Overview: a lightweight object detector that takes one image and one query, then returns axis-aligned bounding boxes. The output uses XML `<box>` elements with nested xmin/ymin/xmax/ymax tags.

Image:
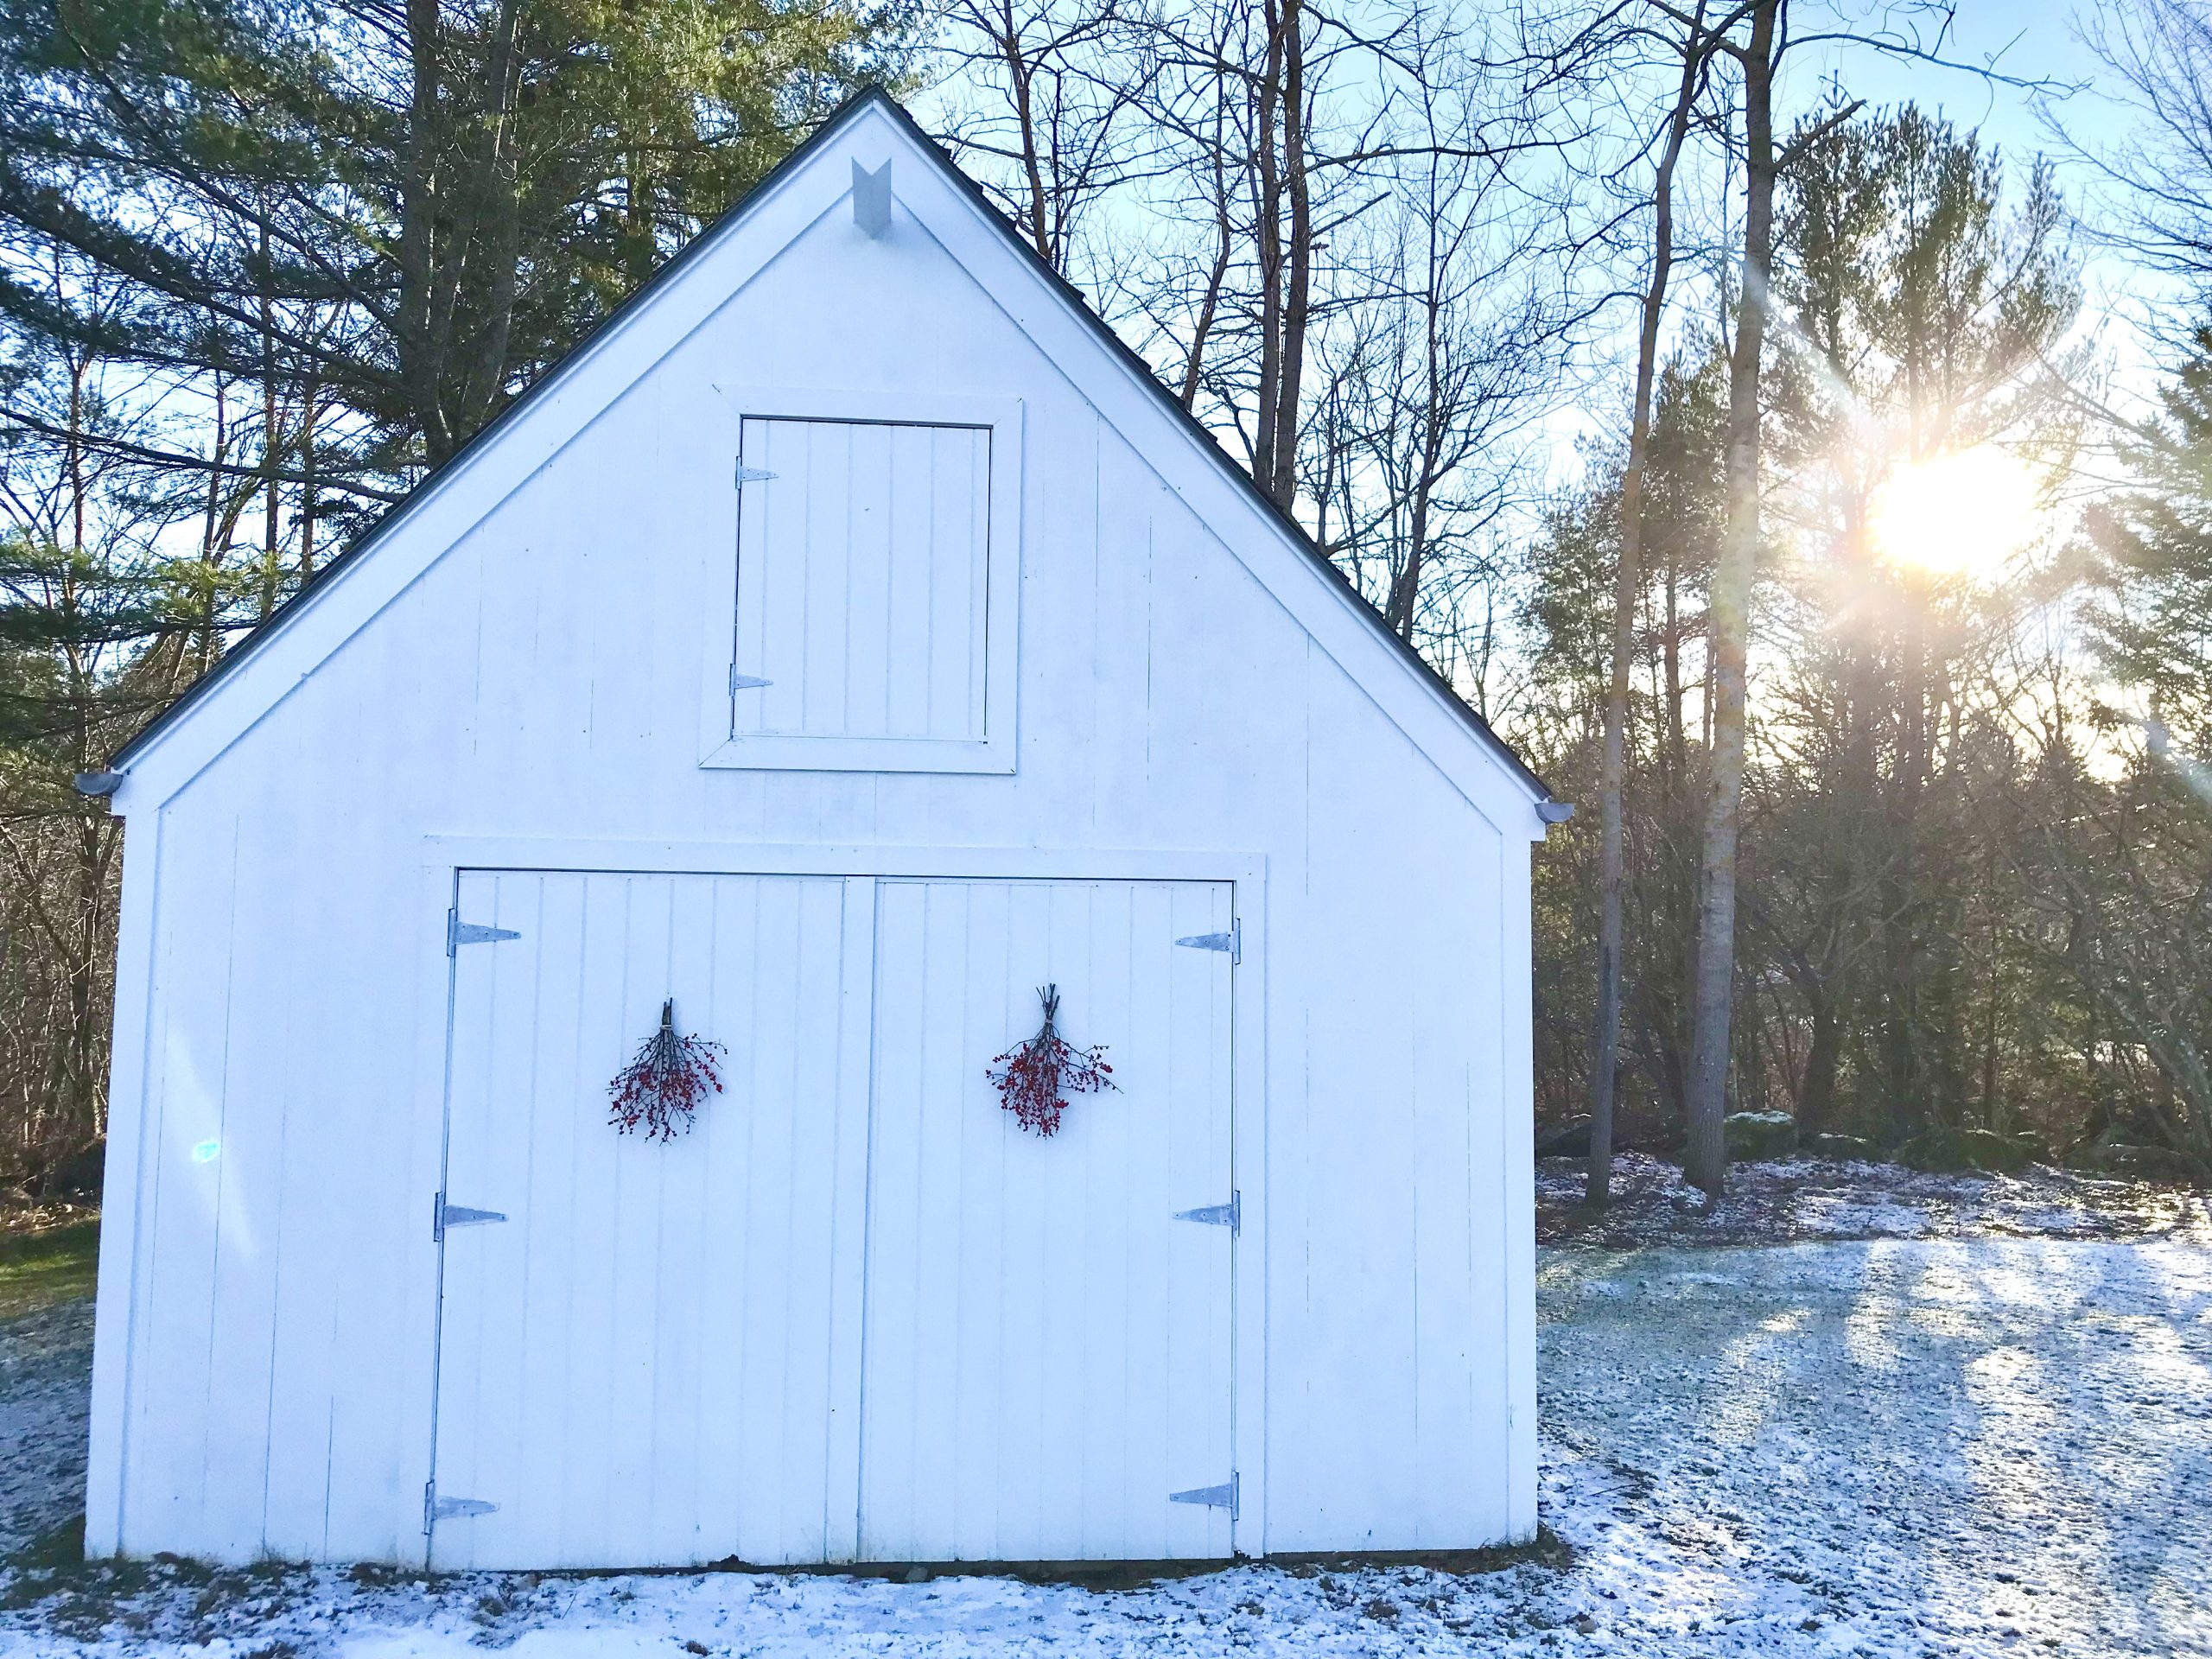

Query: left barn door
<box><xmin>429</xmin><ymin>870</ymin><xmax>872</xmax><ymax>1569</ymax></box>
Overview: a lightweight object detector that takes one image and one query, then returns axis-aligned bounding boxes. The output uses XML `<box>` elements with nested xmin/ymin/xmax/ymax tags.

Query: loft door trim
<box><xmin>697</xmin><ymin>385</ymin><xmax>1023</xmax><ymax>776</ymax></box>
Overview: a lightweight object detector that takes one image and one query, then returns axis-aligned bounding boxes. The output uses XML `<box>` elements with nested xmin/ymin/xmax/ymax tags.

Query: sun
<box><xmin>1866</xmin><ymin>446</ymin><xmax>2045</xmax><ymax>579</ymax></box>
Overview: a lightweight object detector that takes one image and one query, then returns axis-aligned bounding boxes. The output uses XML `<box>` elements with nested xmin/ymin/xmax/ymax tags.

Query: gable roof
<box><xmin>106</xmin><ymin>86</ymin><xmax>1555</xmax><ymax>810</ymax></box>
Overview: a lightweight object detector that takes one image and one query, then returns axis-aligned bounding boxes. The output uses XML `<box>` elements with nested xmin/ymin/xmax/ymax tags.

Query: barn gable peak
<box><xmin>105</xmin><ymin>88</ymin><xmax>1555</xmax><ymax>828</ymax></box>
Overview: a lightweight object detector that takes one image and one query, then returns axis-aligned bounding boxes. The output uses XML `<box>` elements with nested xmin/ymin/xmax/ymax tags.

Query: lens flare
<box><xmin>1866</xmin><ymin>447</ymin><xmax>2044</xmax><ymax>579</ymax></box>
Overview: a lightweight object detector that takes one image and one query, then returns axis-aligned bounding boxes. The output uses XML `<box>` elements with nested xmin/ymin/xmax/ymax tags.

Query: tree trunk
<box><xmin>1683</xmin><ymin>0</ymin><xmax>1778</xmax><ymax>1198</ymax></box>
<box><xmin>260</xmin><ymin>211</ymin><xmax>282</xmax><ymax>621</ymax></box>
<box><xmin>1180</xmin><ymin>105</ymin><xmax>1234</xmax><ymax>412</ymax></box>
<box><xmin>1001</xmin><ymin>0</ymin><xmax>1055</xmax><ymax>263</ymax></box>
<box><xmin>300</xmin><ymin>379</ymin><xmax>320</xmax><ymax>576</ymax></box>
<box><xmin>1800</xmin><ymin>998</ymin><xmax>1841</xmax><ymax>1134</ymax></box>
<box><xmin>398</xmin><ymin>0</ymin><xmax>449</xmax><ymax>462</ymax></box>
<box><xmin>1384</xmin><ymin>213</ymin><xmax>1449</xmax><ymax>641</ymax></box>
<box><xmin>1268</xmin><ymin>1</ymin><xmax>1310</xmax><ymax>511</ymax></box>
<box><xmin>1590</xmin><ymin>7</ymin><xmax>1707</xmax><ymax>1209</ymax></box>
<box><xmin>1249</xmin><ymin>0</ymin><xmax>1287</xmax><ymax>494</ymax></box>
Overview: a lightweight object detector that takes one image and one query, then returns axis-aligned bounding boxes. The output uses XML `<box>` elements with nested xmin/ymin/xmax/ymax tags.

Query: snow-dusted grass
<box><xmin>3</xmin><ymin>1224</ymin><xmax>2209</xmax><ymax>1654</ymax></box>
<box><xmin>1540</xmin><ymin>1152</ymin><xmax>2212</xmax><ymax>1249</ymax></box>
<box><xmin>1540</xmin><ymin>1238</ymin><xmax>2212</xmax><ymax>1656</ymax></box>
<box><xmin>0</xmin><ymin>1224</ymin><xmax>99</xmax><ymax>1325</ymax></box>
<box><xmin>0</xmin><ymin>1298</ymin><xmax>88</xmax><ymax>1568</ymax></box>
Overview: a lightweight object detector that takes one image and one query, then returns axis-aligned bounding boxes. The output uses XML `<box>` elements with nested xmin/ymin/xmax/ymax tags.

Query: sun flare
<box><xmin>1866</xmin><ymin>447</ymin><xmax>2045</xmax><ymax>579</ymax></box>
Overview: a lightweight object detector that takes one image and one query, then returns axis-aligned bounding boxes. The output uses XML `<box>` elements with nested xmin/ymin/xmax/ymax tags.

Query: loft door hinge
<box><xmin>728</xmin><ymin>666</ymin><xmax>772</xmax><ymax>693</ymax></box>
<box><xmin>1173</xmin><ymin>1190</ymin><xmax>1240</xmax><ymax>1234</ymax></box>
<box><xmin>1174</xmin><ymin>918</ymin><xmax>1240</xmax><ymax>964</ymax></box>
<box><xmin>433</xmin><ymin>1193</ymin><xmax>508</xmax><ymax>1242</ymax></box>
<box><xmin>423</xmin><ymin>1479</ymin><xmax>499</xmax><ymax>1531</ymax></box>
<box><xmin>1169</xmin><ymin>1472</ymin><xmax>1238</xmax><ymax>1519</ymax></box>
<box><xmin>447</xmin><ymin>907</ymin><xmax>521</xmax><ymax>955</ymax></box>
<box><xmin>734</xmin><ymin>462</ymin><xmax>778</xmax><ymax>486</ymax></box>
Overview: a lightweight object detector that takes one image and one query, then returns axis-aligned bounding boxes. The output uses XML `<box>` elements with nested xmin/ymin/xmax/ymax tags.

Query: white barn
<box><xmin>82</xmin><ymin>90</ymin><xmax>1566</xmax><ymax>1571</ymax></box>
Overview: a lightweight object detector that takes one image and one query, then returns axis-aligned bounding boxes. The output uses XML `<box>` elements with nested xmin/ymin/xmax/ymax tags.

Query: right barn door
<box><xmin>860</xmin><ymin>878</ymin><xmax>1237</xmax><ymax>1561</ymax></box>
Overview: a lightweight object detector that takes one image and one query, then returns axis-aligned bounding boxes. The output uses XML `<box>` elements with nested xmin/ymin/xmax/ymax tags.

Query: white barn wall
<box><xmin>89</xmin><ymin>105</ymin><xmax>1541</xmax><ymax>1564</ymax></box>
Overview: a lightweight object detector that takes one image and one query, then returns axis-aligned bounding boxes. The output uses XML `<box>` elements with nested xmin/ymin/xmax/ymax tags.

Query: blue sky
<box><xmin>1796</xmin><ymin>1</ymin><xmax>2103</xmax><ymax>152</ymax></box>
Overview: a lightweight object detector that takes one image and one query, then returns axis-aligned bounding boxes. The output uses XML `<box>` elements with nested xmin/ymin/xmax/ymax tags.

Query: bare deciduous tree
<box><xmin>1683</xmin><ymin>0</ymin><xmax>1780</xmax><ymax>1198</ymax></box>
<box><xmin>1588</xmin><ymin>1</ymin><xmax>1721</xmax><ymax>1208</ymax></box>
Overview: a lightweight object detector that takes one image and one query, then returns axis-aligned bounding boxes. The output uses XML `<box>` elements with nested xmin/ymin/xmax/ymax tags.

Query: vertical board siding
<box><xmin>733</xmin><ymin>420</ymin><xmax>989</xmax><ymax>744</ymax></box>
<box><xmin>122</xmin><ymin>820</ymin><xmax>237</xmax><ymax>1551</ymax></box>
<box><xmin>102</xmin><ymin>181</ymin><xmax>1531</xmax><ymax>1566</ymax></box>
<box><xmin>431</xmin><ymin>871</ymin><xmax>1233</xmax><ymax>1568</ymax></box>
<box><xmin>859</xmin><ymin>879</ymin><xmax>1234</xmax><ymax>1563</ymax></box>
<box><xmin>1262</xmin><ymin>641</ymin><xmax>1512</xmax><ymax>1553</ymax></box>
<box><xmin>429</xmin><ymin>870</ymin><xmax>864</xmax><ymax>1570</ymax></box>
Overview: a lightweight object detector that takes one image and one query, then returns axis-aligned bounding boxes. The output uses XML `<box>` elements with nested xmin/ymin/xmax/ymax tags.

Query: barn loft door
<box><xmin>731</xmin><ymin>417</ymin><xmax>991</xmax><ymax>747</ymax></box>
<box><xmin>428</xmin><ymin>870</ymin><xmax>872</xmax><ymax>1571</ymax></box>
<box><xmin>859</xmin><ymin>878</ymin><xmax>1237</xmax><ymax>1563</ymax></box>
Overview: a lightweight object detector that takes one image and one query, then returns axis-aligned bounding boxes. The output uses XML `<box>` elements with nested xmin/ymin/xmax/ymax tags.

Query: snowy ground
<box><xmin>1</xmin><ymin>1224</ymin><xmax>2208</xmax><ymax>1653</ymax></box>
<box><xmin>0</xmin><ymin>1300</ymin><xmax>89</xmax><ymax>1567</ymax></box>
<box><xmin>1538</xmin><ymin>1151</ymin><xmax>2212</xmax><ymax>1249</ymax></box>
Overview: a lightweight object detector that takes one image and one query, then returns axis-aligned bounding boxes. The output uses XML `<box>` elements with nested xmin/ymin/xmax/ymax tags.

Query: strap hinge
<box><xmin>1173</xmin><ymin>919</ymin><xmax>1240</xmax><ymax>964</ymax></box>
<box><xmin>1169</xmin><ymin>1472</ymin><xmax>1238</xmax><ymax>1518</ymax></box>
<box><xmin>1173</xmin><ymin>1191</ymin><xmax>1240</xmax><ymax>1234</ymax></box>
<box><xmin>447</xmin><ymin>908</ymin><xmax>521</xmax><ymax>955</ymax></box>
<box><xmin>424</xmin><ymin>1480</ymin><xmax>498</xmax><ymax>1531</ymax></box>
<box><xmin>433</xmin><ymin>1194</ymin><xmax>508</xmax><ymax>1242</ymax></box>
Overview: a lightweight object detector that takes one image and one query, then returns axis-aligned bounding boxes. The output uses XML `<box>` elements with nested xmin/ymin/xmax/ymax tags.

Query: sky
<box><xmin>1799</xmin><ymin>1</ymin><xmax>2105</xmax><ymax>149</ymax></box>
<box><xmin>1524</xmin><ymin>0</ymin><xmax>2177</xmax><ymax>493</ymax></box>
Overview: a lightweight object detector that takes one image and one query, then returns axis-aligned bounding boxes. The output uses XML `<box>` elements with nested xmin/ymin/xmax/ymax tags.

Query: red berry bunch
<box><xmin>608</xmin><ymin>999</ymin><xmax>726</xmax><ymax>1141</ymax></box>
<box><xmin>987</xmin><ymin>983</ymin><xmax>1116</xmax><ymax>1136</ymax></box>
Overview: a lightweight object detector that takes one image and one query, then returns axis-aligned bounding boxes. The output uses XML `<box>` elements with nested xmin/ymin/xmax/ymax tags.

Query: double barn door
<box><xmin>428</xmin><ymin>869</ymin><xmax>1236</xmax><ymax>1569</ymax></box>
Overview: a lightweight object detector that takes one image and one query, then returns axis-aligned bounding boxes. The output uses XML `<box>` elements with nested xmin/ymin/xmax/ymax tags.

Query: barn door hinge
<box><xmin>432</xmin><ymin>1193</ymin><xmax>508</xmax><ymax>1242</ymax></box>
<box><xmin>1173</xmin><ymin>1190</ymin><xmax>1240</xmax><ymax>1234</ymax></box>
<box><xmin>446</xmin><ymin>907</ymin><xmax>521</xmax><ymax>955</ymax></box>
<box><xmin>1169</xmin><ymin>1472</ymin><xmax>1238</xmax><ymax>1519</ymax></box>
<box><xmin>734</xmin><ymin>463</ymin><xmax>779</xmax><ymax>486</ymax></box>
<box><xmin>728</xmin><ymin>666</ymin><xmax>772</xmax><ymax>692</ymax></box>
<box><xmin>423</xmin><ymin>1479</ymin><xmax>499</xmax><ymax>1531</ymax></box>
<box><xmin>1174</xmin><ymin>919</ymin><xmax>1240</xmax><ymax>964</ymax></box>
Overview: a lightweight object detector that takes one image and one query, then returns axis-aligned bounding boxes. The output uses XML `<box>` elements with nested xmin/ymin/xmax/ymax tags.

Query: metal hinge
<box><xmin>447</xmin><ymin>908</ymin><xmax>521</xmax><ymax>955</ymax></box>
<box><xmin>1174</xmin><ymin>919</ymin><xmax>1240</xmax><ymax>964</ymax></box>
<box><xmin>423</xmin><ymin>1480</ymin><xmax>498</xmax><ymax>1531</ymax></box>
<box><xmin>734</xmin><ymin>463</ymin><xmax>779</xmax><ymax>486</ymax></box>
<box><xmin>433</xmin><ymin>1194</ymin><xmax>508</xmax><ymax>1242</ymax></box>
<box><xmin>1170</xmin><ymin>1472</ymin><xmax>1238</xmax><ymax>1519</ymax></box>
<box><xmin>1173</xmin><ymin>1191</ymin><xmax>1240</xmax><ymax>1234</ymax></box>
<box><xmin>728</xmin><ymin>666</ymin><xmax>772</xmax><ymax>693</ymax></box>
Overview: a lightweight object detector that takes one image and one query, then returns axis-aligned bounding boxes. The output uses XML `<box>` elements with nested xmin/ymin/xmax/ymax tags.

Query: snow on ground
<box><xmin>1539</xmin><ymin>1151</ymin><xmax>2212</xmax><ymax>1249</ymax></box>
<box><xmin>1540</xmin><ymin>1238</ymin><xmax>2212</xmax><ymax>1656</ymax></box>
<box><xmin>2</xmin><ymin>1229</ymin><xmax>2209</xmax><ymax>1655</ymax></box>
<box><xmin>0</xmin><ymin>1300</ymin><xmax>90</xmax><ymax>1562</ymax></box>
